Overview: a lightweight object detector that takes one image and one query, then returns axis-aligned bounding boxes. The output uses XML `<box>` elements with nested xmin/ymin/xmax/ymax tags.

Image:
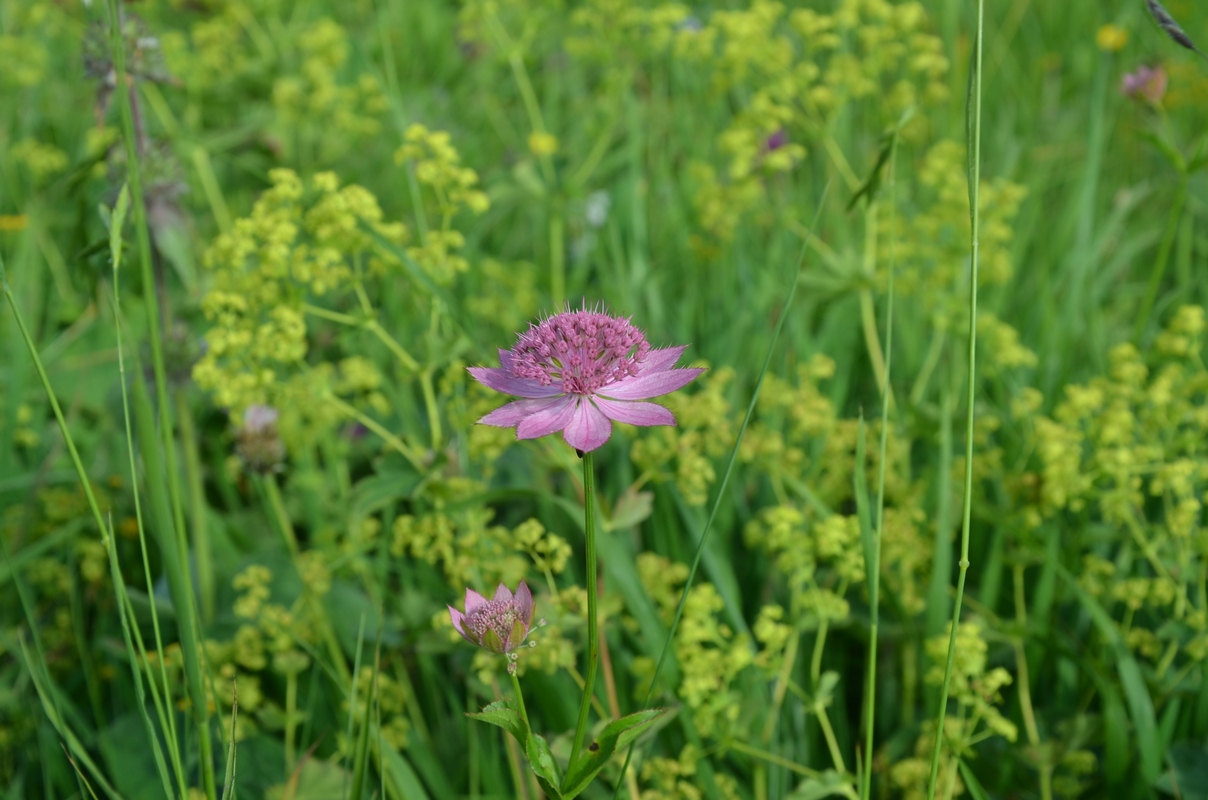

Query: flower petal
<box><xmin>467</xmin><ymin>366</ymin><xmax>561</xmax><ymax>399</ymax></box>
<box><xmin>480</xmin><ymin>397</ymin><xmax>561</xmax><ymax>428</ymax></box>
<box><xmin>448</xmin><ymin>606</ymin><xmax>474</xmax><ymax>644</ymax></box>
<box><xmin>465</xmin><ymin>588</ymin><xmax>488</xmax><ymax>614</ymax></box>
<box><xmin>598</xmin><ymin>368</ymin><xmax>704</xmax><ymax>401</ymax></box>
<box><xmin>514</xmin><ymin>580</ymin><xmax>533</xmax><ymax>627</ymax></box>
<box><xmin>563</xmin><ymin>398</ymin><xmax>612</xmax><ymax>451</ymax></box>
<box><xmin>593</xmin><ymin>397</ymin><xmax>676</xmax><ymax>427</ymax></box>
<box><xmin>492</xmin><ymin>582</ymin><xmax>513</xmax><ymax>604</ymax></box>
<box><xmin>638</xmin><ymin>345</ymin><xmax>687</xmax><ymax>374</ymax></box>
<box><xmin>516</xmin><ymin>395</ymin><xmax>577</xmax><ymax>439</ymax></box>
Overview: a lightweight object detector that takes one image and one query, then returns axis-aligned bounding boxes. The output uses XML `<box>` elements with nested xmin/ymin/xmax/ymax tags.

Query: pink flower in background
<box><xmin>1121</xmin><ymin>64</ymin><xmax>1168</xmax><ymax>104</ymax></box>
<box><xmin>469</xmin><ymin>305</ymin><xmax>704</xmax><ymax>452</ymax></box>
<box><xmin>449</xmin><ymin>582</ymin><xmax>535</xmax><ymax>659</ymax></box>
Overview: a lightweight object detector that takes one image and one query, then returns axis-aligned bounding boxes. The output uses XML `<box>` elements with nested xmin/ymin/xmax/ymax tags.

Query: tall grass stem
<box><xmin>926</xmin><ymin>0</ymin><xmax>984</xmax><ymax>795</ymax></box>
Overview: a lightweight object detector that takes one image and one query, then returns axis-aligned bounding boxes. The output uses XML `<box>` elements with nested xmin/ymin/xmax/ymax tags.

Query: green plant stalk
<box><xmin>510</xmin><ymin>671</ymin><xmax>530</xmax><ymax>729</ymax></box>
<box><xmin>926</xmin><ymin>0</ymin><xmax>984</xmax><ymax>796</ymax></box>
<box><xmin>613</xmin><ymin>187</ymin><xmax>831</xmax><ymax>798</ymax></box>
<box><xmin>110</xmin><ymin>278</ymin><xmax>188</xmax><ymax>793</ymax></box>
<box><xmin>104</xmin><ymin>523</ymin><xmax>177</xmax><ymax>798</ymax></box>
<box><xmin>178</xmin><ymin>390</ymin><xmax>215</xmax><ymax>623</ymax></box>
<box><xmin>134</xmin><ymin>374</ymin><xmax>218</xmax><ymax>799</ymax></box>
<box><xmin>570</xmin><ymin>451</ymin><xmax>601</xmax><ymax>770</ymax></box>
<box><xmin>105</xmin><ymin>0</ymin><xmax>187</xmax><ymax>542</ymax></box>
<box><xmin>862</xmin><ymin>124</ymin><xmax>900</xmax><ymax>800</ymax></box>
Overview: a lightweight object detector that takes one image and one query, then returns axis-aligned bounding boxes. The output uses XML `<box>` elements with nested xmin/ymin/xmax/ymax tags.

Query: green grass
<box><xmin>2</xmin><ymin>0</ymin><xmax>1208</xmax><ymax>798</ymax></box>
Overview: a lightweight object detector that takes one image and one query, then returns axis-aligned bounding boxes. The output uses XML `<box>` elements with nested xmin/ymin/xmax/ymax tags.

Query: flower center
<box><xmin>465</xmin><ymin>598</ymin><xmax>521</xmax><ymax>644</ymax></box>
<box><xmin>510</xmin><ymin>308</ymin><xmax>651</xmax><ymax>395</ymax></box>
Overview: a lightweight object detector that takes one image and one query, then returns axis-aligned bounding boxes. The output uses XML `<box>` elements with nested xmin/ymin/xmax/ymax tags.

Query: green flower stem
<box><xmin>570</xmin><ymin>451</ymin><xmax>601</xmax><ymax>770</ymax></box>
<box><xmin>926</xmin><ymin>0</ymin><xmax>984</xmax><ymax>796</ymax></box>
<box><xmin>510</xmin><ymin>671</ymin><xmax>530</xmax><ymax>729</ymax></box>
<box><xmin>863</xmin><ymin>128</ymin><xmax>899</xmax><ymax>800</ymax></box>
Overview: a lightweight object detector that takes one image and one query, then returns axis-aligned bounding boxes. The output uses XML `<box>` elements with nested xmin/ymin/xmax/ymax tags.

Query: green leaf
<box><xmin>788</xmin><ymin>769</ymin><xmax>859</xmax><ymax>800</ymax></box>
<box><xmin>465</xmin><ymin>699</ymin><xmax>529</xmax><ymax>744</ymax></box>
<box><xmin>526</xmin><ymin>732</ymin><xmax>563</xmax><ymax>798</ymax></box>
<box><xmin>561</xmin><ymin>709</ymin><xmax>667</xmax><ymax>798</ymax></box>
<box><xmin>110</xmin><ymin>183</ymin><xmax>130</xmax><ymax>271</ymax></box>
<box><xmin>606</xmin><ymin>487</ymin><xmax>653</xmax><ymax>532</ymax></box>
<box><xmin>957</xmin><ymin>758</ymin><xmax>990</xmax><ymax>800</ymax></box>
<box><xmin>1155</xmin><ymin>743</ymin><xmax>1208</xmax><ymax>799</ymax></box>
<box><xmin>814</xmin><ymin>671</ymin><xmax>841</xmax><ymax>710</ymax></box>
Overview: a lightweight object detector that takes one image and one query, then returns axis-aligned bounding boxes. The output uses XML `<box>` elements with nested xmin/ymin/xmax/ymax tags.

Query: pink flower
<box><xmin>468</xmin><ymin>306</ymin><xmax>704</xmax><ymax>452</ymax></box>
<box><xmin>1121</xmin><ymin>64</ymin><xmax>1167</xmax><ymax>104</ymax></box>
<box><xmin>448</xmin><ymin>581</ymin><xmax>535</xmax><ymax>657</ymax></box>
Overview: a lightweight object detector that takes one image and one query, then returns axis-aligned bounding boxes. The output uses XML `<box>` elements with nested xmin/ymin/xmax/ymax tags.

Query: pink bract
<box><xmin>468</xmin><ymin>306</ymin><xmax>704</xmax><ymax>452</ymax></box>
<box><xmin>448</xmin><ymin>581</ymin><xmax>535</xmax><ymax>655</ymax></box>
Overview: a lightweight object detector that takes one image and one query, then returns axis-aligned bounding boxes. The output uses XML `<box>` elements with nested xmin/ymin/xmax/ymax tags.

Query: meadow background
<box><xmin>1</xmin><ymin>0</ymin><xmax>1207</xmax><ymax>798</ymax></box>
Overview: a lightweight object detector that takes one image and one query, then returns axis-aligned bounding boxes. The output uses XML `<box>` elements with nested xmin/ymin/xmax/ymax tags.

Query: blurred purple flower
<box><xmin>449</xmin><ymin>581</ymin><xmax>535</xmax><ymax>664</ymax></box>
<box><xmin>764</xmin><ymin>129</ymin><xmax>789</xmax><ymax>152</ymax></box>
<box><xmin>1121</xmin><ymin>64</ymin><xmax>1167</xmax><ymax>104</ymax></box>
<box><xmin>468</xmin><ymin>304</ymin><xmax>703</xmax><ymax>452</ymax></box>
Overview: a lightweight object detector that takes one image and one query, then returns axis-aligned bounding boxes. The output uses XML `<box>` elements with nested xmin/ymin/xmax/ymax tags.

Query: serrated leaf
<box><xmin>526</xmin><ymin>732</ymin><xmax>563</xmax><ymax>798</ymax></box>
<box><xmin>465</xmin><ymin>699</ymin><xmax>528</xmax><ymax>745</ymax></box>
<box><xmin>561</xmin><ymin>709</ymin><xmax>667</xmax><ymax>798</ymax></box>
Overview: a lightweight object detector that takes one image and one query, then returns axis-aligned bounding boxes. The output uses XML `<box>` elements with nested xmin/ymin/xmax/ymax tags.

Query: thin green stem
<box><xmin>726</xmin><ymin>740</ymin><xmax>824</xmax><ymax>780</ymax></box>
<box><xmin>570</xmin><ymin>451</ymin><xmax>600</xmax><ymax>769</ymax></box>
<box><xmin>510</xmin><ymin>671</ymin><xmax>530</xmax><ymax>729</ymax></box>
<box><xmin>863</xmin><ymin>120</ymin><xmax>900</xmax><ymax>800</ymax></box>
<box><xmin>926</xmin><ymin>1</ymin><xmax>984</xmax><ymax>797</ymax></box>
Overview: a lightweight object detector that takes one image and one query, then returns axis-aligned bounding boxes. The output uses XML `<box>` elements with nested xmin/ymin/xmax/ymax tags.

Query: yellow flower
<box><xmin>1097</xmin><ymin>24</ymin><xmax>1128</xmax><ymax>52</ymax></box>
<box><xmin>527</xmin><ymin>131</ymin><xmax>559</xmax><ymax>156</ymax></box>
<box><xmin>0</xmin><ymin>214</ymin><xmax>28</xmax><ymax>232</ymax></box>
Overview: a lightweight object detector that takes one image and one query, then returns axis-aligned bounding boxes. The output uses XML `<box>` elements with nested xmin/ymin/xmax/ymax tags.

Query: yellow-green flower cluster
<box><xmin>676</xmin><ymin>0</ymin><xmax>947</xmax><ymax>240</ymax></box>
<box><xmin>638</xmin><ymin>744</ymin><xmax>742</xmax><ymax>800</ymax></box>
<box><xmin>193</xmin><ymin>168</ymin><xmax>405</xmax><ymax>437</ymax></box>
<box><xmin>8</xmin><ymin>138</ymin><xmax>68</xmax><ymax>183</ymax></box>
<box><xmin>395</xmin><ymin>124</ymin><xmax>490</xmax><ymax>284</ymax></box>
<box><xmin>635</xmin><ymin>554</ymin><xmax>753</xmax><ymax>738</ymax></box>
<box><xmin>895</xmin><ymin>140</ymin><xmax>1027</xmax><ymax>321</ymax></box>
<box><xmin>273</xmin><ymin>19</ymin><xmax>385</xmax><ymax>142</ymax></box>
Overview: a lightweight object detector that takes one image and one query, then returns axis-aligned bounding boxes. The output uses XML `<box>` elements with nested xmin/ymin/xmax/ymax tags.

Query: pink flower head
<box><xmin>448</xmin><ymin>581</ymin><xmax>535</xmax><ymax>656</ymax></box>
<box><xmin>468</xmin><ymin>305</ymin><xmax>704</xmax><ymax>452</ymax></box>
<box><xmin>1121</xmin><ymin>64</ymin><xmax>1167</xmax><ymax>104</ymax></box>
